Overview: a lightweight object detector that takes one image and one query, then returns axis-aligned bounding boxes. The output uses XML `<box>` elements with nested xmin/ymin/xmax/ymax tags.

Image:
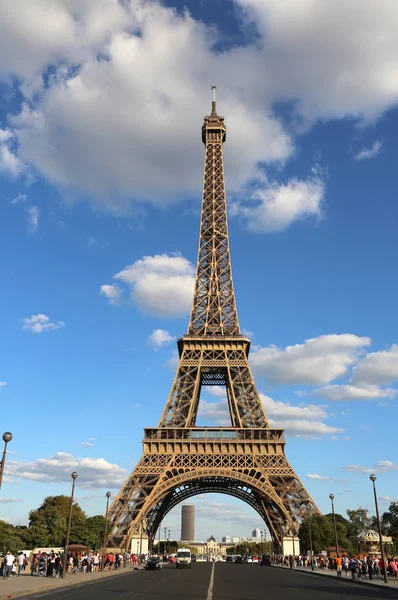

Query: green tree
<box><xmin>382</xmin><ymin>502</ymin><xmax>398</xmax><ymax>553</ymax></box>
<box><xmin>28</xmin><ymin>495</ymin><xmax>87</xmax><ymax>547</ymax></box>
<box><xmin>83</xmin><ymin>515</ymin><xmax>107</xmax><ymax>550</ymax></box>
<box><xmin>0</xmin><ymin>520</ymin><xmax>25</xmax><ymax>554</ymax></box>
<box><xmin>346</xmin><ymin>507</ymin><xmax>371</xmax><ymax>537</ymax></box>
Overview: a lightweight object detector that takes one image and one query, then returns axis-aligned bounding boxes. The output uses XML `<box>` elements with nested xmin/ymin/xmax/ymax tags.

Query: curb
<box><xmin>0</xmin><ymin>567</ymin><xmax>140</xmax><ymax>600</ymax></box>
<box><xmin>273</xmin><ymin>565</ymin><xmax>398</xmax><ymax>594</ymax></box>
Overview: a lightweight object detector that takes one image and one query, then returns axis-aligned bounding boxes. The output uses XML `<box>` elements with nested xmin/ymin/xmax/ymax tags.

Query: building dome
<box><xmin>357</xmin><ymin>529</ymin><xmax>392</xmax><ymax>543</ymax></box>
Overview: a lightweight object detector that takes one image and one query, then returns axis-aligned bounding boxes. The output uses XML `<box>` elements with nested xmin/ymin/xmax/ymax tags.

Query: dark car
<box><xmin>235</xmin><ymin>555</ymin><xmax>244</xmax><ymax>564</ymax></box>
<box><xmin>260</xmin><ymin>554</ymin><xmax>272</xmax><ymax>566</ymax></box>
<box><xmin>145</xmin><ymin>556</ymin><xmax>163</xmax><ymax>570</ymax></box>
<box><xmin>226</xmin><ymin>556</ymin><xmax>233</xmax><ymax>563</ymax></box>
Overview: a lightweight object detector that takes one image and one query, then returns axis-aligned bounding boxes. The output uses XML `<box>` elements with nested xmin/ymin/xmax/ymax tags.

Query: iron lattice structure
<box><xmin>107</xmin><ymin>90</ymin><xmax>318</xmax><ymax>552</ymax></box>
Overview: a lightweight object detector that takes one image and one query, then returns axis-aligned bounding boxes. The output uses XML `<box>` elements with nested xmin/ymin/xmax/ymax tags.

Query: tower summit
<box><xmin>107</xmin><ymin>89</ymin><xmax>318</xmax><ymax>553</ymax></box>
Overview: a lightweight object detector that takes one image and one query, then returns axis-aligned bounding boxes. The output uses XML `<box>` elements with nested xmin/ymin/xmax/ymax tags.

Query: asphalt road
<box><xmin>17</xmin><ymin>563</ymin><xmax>398</xmax><ymax>600</ymax></box>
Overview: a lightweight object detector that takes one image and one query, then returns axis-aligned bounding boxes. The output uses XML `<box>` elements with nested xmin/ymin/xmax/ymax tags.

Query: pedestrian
<box><xmin>17</xmin><ymin>552</ymin><xmax>25</xmax><ymax>577</ymax></box>
<box><xmin>335</xmin><ymin>555</ymin><xmax>342</xmax><ymax>578</ymax></box>
<box><xmin>366</xmin><ymin>556</ymin><xmax>373</xmax><ymax>580</ymax></box>
<box><xmin>3</xmin><ymin>552</ymin><xmax>15</xmax><ymax>579</ymax></box>
<box><xmin>390</xmin><ymin>558</ymin><xmax>398</xmax><ymax>583</ymax></box>
<box><xmin>289</xmin><ymin>555</ymin><xmax>294</xmax><ymax>571</ymax></box>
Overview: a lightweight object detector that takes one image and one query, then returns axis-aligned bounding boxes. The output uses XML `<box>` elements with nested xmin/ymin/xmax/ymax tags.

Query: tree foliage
<box><xmin>346</xmin><ymin>507</ymin><xmax>371</xmax><ymax>537</ymax></box>
<box><xmin>299</xmin><ymin>513</ymin><xmax>354</xmax><ymax>555</ymax></box>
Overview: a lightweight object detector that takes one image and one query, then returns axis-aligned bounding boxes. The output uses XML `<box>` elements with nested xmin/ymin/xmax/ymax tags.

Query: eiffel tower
<box><xmin>107</xmin><ymin>87</ymin><xmax>318</xmax><ymax>552</ymax></box>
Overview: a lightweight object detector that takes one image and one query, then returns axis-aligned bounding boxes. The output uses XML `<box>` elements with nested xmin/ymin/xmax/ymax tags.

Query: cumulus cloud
<box><xmin>11</xmin><ymin>192</ymin><xmax>27</xmax><ymax>204</ymax></box>
<box><xmin>234</xmin><ymin>167</ymin><xmax>325</xmax><ymax>233</ymax></box>
<box><xmin>100</xmin><ymin>284</ymin><xmax>121</xmax><ymax>306</ymax></box>
<box><xmin>22</xmin><ymin>313</ymin><xmax>65</xmax><ymax>334</ymax></box>
<box><xmin>6</xmin><ymin>451</ymin><xmax>127</xmax><ymax>489</ymax></box>
<box><xmin>3</xmin><ymin>0</ymin><xmax>398</xmax><ymax>215</ymax></box>
<box><xmin>250</xmin><ymin>334</ymin><xmax>370</xmax><ymax>385</ymax></box>
<box><xmin>0</xmin><ymin>382</ymin><xmax>7</xmax><ymax>387</ymax></box>
<box><xmin>344</xmin><ymin>460</ymin><xmax>398</xmax><ymax>475</ymax></box>
<box><xmin>102</xmin><ymin>253</ymin><xmax>195</xmax><ymax>317</ymax></box>
<box><xmin>26</xmin><ymin>205</ymin><xmax>39</xmax><ymax>233</ymax></box>
<box><xmin>148</xmin><ymin>329</ymin><xmax>176</xmax><ymax>350</ymax></box>
<box><xmin>197</xmin><ymin>389</ymin><xmax>343</xmax><ymax>437</ymax></box>
<box><xmin>353</xmin><ymin>140</ymin><xmax>382</xmax><ymax>161</ymax></box>
<box><xmin>306</xmin><ymin>474</ymin><xmax>332</xmax><ymax>481</ymax></box>
<box><xmin>351</xmin><ymin>345</ymin><xmax>398</xmax><ymax>387</ymax></box>
<box><xmin>314</xmin><ymin>384</ymin><xmax>396</xmax><ymax>401</ymax></box>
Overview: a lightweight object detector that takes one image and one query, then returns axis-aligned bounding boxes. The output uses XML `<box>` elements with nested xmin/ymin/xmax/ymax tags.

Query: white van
<box><xmin>176</xmin><ymin>548</ymin><xmax>191</xmax><ymax>568</ymax></box>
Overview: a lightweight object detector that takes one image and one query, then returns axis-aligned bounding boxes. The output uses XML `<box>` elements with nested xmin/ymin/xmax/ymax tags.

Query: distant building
<box><xmin>181</xmin><ymin>505</ymin><xmax>195</xmax><ymax>542</ymax></box>
<box><xmin>252</xmin><ymin>528</ymin><xmax>261</xmax><ymax>538</ymax></box>
<box><xmin>222</xmin><ymin>536</ymin><xmax>231</xmax><ymax>543</ymax></box>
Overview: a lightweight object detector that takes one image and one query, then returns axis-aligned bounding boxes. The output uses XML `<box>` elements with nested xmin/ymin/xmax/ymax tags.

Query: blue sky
<box><xmin>1</xmin><ymin>0</ymin><xmax>398</xmax><ymax>542</ymax></box>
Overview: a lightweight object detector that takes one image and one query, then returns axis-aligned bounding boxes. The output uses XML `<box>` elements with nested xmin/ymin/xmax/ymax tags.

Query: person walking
<box><xmin>17</xmin><ymin>552</ymin><xmax>25</xmax><ymax>577</ymax></box>
<box><xmin>366</xmin><ymin>556</ymin><xmax>373</xmax><ymax>581</ymax></box>
<box><xmin>335</xmin><ymin>555</ymin><xmax>342</xmax><ymax>578</ymax></box>
<box><xmin>390</xmin><ymin>558</ymin><xmax>398</xmax><ymax>583</ymax></box>
<box><xmin>289</xmin><ymin>555</ymin><xmax>294</xmax><ymax>571</ymax></box>
<box><xmin>3</xmin><ymin>552</ymin><xmax>15</xmax><ymax>579</ymax></box>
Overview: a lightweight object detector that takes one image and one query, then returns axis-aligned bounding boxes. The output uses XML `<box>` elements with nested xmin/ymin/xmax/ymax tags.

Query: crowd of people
<box><xmin>275</xmin><ymin>554</ymin><xmax>398</xmax><ymax>582</ymax></box>
<box><xmin>1</xmin><ymin>550</ymin><xmax>144</xmax><ymax>579</ymax></box>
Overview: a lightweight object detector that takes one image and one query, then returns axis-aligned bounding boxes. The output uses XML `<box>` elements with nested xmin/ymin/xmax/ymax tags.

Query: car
<box><xmin>252</xmin><ymin>556</ymin><xmax>259</xmax><ymax>564</ymax></box>
<box><xmin>145</xmin><ymin>556</ymin><xmax>163</xmax><ymax>570</ymax></box>
<box><xmin>260</xmin><ymin>554</ymin><xmax>272</xmax><ymax>566</ymax></box>
<box><xmin>191</xmin><ymin>554</ymin><xmax>197</xmax><ymax>562</ymax></box>
<box><xmin>234</xmin><ymin>555</ymin><xmax>244</xmax><ymax>564</ymax></box>
<box><xmin>246</xmin><ymin>557</ymin><xmax>253</xmax><ymax>564</ymax></box>
<box><xmin>225</xmin><ymin>556</ymin><xmax>233</xmax><ymax>563</ymax></box>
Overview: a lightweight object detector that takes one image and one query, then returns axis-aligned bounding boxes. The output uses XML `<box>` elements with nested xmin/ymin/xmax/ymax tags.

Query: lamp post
<box><xmin>306</xmin><ymin>502</ymin><xmax>314</xmax><ymax>570</ymax></box>
<box><xmin>101</xmin><ymin>492</ymin><xmax>111</xmax><ymax>571</ymax></box>
<box><xmin>62</xmin><ymin>471</ymin><xmax>78</xmax><ymax>578</ymax></box>
<box><xmin>167</xmin><ymin>529</ymin><xmax>170</xmax><ymax>555</ymax></box>
<box><xmin>329</xmin><ymin>494</ymin><xmax>339</xmax><ymax>559</ymax></box>
<box><xmin>370</xmin><ymin>474</ymin><xmax>388</xmax><ymax>584</ymax></box>
<box><xmin>0</xmin><ymin>432</ymin><xmax>12</xmax><ymax>490</ymax></box>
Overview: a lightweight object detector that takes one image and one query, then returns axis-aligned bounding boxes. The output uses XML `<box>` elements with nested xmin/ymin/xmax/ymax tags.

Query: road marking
<box><xmin>207</xmin><ymin>561</ymin><xmax>215</xmax><ymax>600</ymax></box>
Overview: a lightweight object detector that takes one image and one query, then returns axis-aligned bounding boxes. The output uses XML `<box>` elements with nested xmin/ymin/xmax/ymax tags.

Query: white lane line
<box><xmin>207</xmin><ymin>561</ymin><xmax>215</xmax><ymax>600</ymax></box>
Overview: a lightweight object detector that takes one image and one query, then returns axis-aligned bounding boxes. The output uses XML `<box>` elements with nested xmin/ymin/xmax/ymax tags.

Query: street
<box><xmin>16</xmin><ymin>563</ymin><xmax>398</xmax><ymax>600</ymax></box>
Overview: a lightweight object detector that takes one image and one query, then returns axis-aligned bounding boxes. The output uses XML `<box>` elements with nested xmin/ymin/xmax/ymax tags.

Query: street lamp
<box><xmin>329</xmin><ymin>494</ymin><xmax>339</xmax><ymax>559</ymax></box>
<box><xmin>102</xmin><ymin>492</ymin><xmax>112</xmax><ymax>571</ymax></box>
<box><xmin>0</xmin><ymin>432</ymin><xmax>12</xmax><ymax>490</ymax></box>
<box><xmin>167</xmin><ymin>529</ymin><xmax>170</xmax><ymax>555</ymax></box>
<box><xmin>370</xmin><ymin>474</ymin><xmax>388</xmax><ymax>584</ymax></box>
<box><xmin>306</xmin><ymin>502</ymin><xmax>314</xmax><ymax>571</ymax></box>
<box><xmin>62</xmin><ymin>471</ymin><xmax>78</xmax><ymax>578</ymax></box>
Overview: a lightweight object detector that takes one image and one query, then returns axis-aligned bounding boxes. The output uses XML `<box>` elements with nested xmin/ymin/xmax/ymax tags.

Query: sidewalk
<box><xmin>0</xmin><ymin>564</ymin><xmax>144</xmax><ymax>599</ymax></box>
<box><xmin>274</xmin><ymin>564</ymin><xmax>398</xmax><ymax>593</ymax></box>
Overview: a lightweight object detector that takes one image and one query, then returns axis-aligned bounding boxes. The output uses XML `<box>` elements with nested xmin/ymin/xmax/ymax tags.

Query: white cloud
<box><xmin>80</xmin><ymin>441</ymin><xmax>94</xmax><ymax>448</ymax></box>
<box><xmin>306</xmin><ymin>474</ymin><xmax>332</xmax><ymax>481</ymax></box>
<box><xmin>250</xmin><ymin>334</ymin><xmax>370</xmax><ymax>385</ymax></box>
<box><xmin>236</xmin><ymin>0</ymin><xmax>398</xmax><ymax>123</ymax></box>
<box><xmin>0</xmin><ymin>143</ymin><xmax>24</xmax><ymax>178</ymax></box>
<box><xmin>164</xmin><ymin>350</ymin><xmax>179</xmax><ymax>370</ymax></box>
<box><xmin>344</xmin><ymin>460</ymin><xmax>398</xmax><ymax>475</ymax></box>
<box><xmin>11</xmin><ymin>193</ymin><xmax>27</xmax><ymax>204</ymax></box>
<box><xmin>26</xmin><ymin>205</ymin><xmax>39</xmax><ymax>233</ymax></box>
<box><xmin>234</xmin><ymin>167</ymin><xmax>325</xmax><ymax>233</ymax></box>
<box><xmin>351</xmin><ymin>345</ymin><xmax>398</xmax><ymax>387</ymax></box>
<box><xmin>0</xmin><ymin>382</ymin><xmax>6</xmax><ymax>387</ymax></box>
<box><xmin>0</xmin><ymin>0</ymin><xmax>398</xmax><ymax>214</ymax></box>
<box><xmin>100</xmin><ymin>284</ymin><xmax>121</xmax><ymax>306</ymax></box>
<box><xmin>0</xmin><ymin>128</ymin><xmax>13</xmax><ymax>143</ymax></box>
<box><xmin>0</xmin><ymin>498</ymin><xmax>22</xmax><ymax>504</ymax></box>
<box><xmin>106</xmin><ymin>253</ymin><xmax>195</xmax><ymax>317</ymax></box>
<box><xmin>7</xmin><ymin>451</ymin><xmax>127</xmax><ymax>489</ymax></box>
<box><xmin>353</xmin><ymin>140</ymin><xmax>382</xmax><ymax>161</ymax></box>
<box><xmin>314</xmin><ymin>384</ymin><xmax>397</xmax><ymax>401</ymax></box>
<box><xmin>148</xmin><ymin>329</ymin><xmax>176</xmax><ymax>350</ymax></box>
<box><xmin>197</xmin><ymin>389</ymin><xmax>343</xmax><ymax>437</ymax></box>
<box><xmin>22</xmin><ymin>313</ymin><xmax>65</xmax><ymax>334</ymax></box>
